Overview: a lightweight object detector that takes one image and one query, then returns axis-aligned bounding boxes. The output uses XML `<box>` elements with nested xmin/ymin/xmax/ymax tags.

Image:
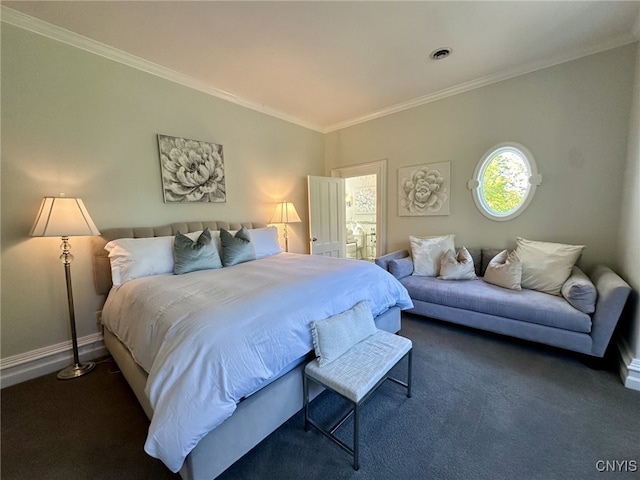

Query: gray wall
<box><xmin>325</xmin><ymin>44</ymin><xmax>636</xmax><ymax>272</ymax></box>
<box><xmin>2</xmin><ymin>20</ymin><xmax>638</xmax><ymax>386</ymax></box>
<box><xmin>1</xmin><ymin>24</ymin><xmax>324</xmax><ymax>358</ymax></box>
<box><xmin>618</xmin><ymin>41</ymin><xmax>640</xmax><ymax>387</ymax></box>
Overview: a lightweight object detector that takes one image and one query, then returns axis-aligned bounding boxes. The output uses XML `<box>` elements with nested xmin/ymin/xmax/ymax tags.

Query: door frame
<box><xmin>331</xmin><ymin>159</ymin><xmax>387</xmax><ymax>258</ymax></box>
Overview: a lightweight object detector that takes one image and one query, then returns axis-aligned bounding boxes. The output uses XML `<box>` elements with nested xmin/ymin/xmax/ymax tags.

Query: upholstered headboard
<box><xmin>91</xmin><ymin>220</ymin><xmax>267</xmax><ymax>295</ymax></box>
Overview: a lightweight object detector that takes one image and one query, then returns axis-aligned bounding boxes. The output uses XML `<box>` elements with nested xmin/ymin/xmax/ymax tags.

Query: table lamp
<box><xmin>269</xmin><ymin>201</ymin><xmax>301</xmax><ymax>252</ymax></box>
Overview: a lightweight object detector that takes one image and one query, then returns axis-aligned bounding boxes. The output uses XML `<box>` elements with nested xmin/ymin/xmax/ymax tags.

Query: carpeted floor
<box><xmin>2</xmin><ymin>313</ymin><xmax>639</xmax><ymax>480</ymax></box>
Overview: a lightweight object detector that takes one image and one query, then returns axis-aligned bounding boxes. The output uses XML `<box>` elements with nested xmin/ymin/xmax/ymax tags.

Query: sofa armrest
<box><xmin>589</xmin><ymin>265</ymin><xmax>631</xmax><ymax>357</ymax></box>
<box><xmin>375</xmin><ymin>250</ymin><xmax>410</xmax><ymax>271</ymax></box>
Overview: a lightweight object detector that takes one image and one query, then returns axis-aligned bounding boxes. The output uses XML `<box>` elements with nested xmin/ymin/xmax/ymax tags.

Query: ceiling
<box><xmin>4</xmin><ymin>1</ymin><xmax>640</xmax><ymax>132</ymax></box>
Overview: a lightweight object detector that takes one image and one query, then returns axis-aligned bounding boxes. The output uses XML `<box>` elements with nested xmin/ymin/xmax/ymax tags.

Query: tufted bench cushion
<box><xmin>305</xmin><ymin>330</ymin><xmax>412</xmax><ymax>402</ymax></box>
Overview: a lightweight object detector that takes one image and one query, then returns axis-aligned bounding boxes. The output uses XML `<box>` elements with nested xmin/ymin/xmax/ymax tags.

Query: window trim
<box><xmin>468</xmin><ymin>142</ymin><xmax>541</xmax><ymax>221</ymax></box>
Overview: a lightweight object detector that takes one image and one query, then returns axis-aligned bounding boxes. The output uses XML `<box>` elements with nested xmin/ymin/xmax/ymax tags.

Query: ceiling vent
<box><xmin>430</xmin><ymin>48</ymin><xmax>452</xmax><ymax>60</ymax></box>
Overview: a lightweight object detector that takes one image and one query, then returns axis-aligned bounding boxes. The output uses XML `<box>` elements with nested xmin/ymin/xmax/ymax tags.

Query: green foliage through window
<box><xmin>480</xmin><ymin>152</ymin><xmax>528</xmax><ymax>215</ymax></box>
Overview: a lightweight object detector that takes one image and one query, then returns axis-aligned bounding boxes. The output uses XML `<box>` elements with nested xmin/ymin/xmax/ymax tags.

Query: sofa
<box><xmin>376</xmin><ymin>245</ymin><xmax>631</xmax><ymax>358</ymax></box>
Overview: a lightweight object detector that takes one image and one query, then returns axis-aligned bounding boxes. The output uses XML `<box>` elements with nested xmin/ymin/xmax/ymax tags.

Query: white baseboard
<box><xmin>616</xmin><ymin>336</ymin><xmax>640</xmax><ymax>391</ymax></box>
<box><xmin>0</xmin><ymin>333</ymin><xmax>108</xmax><ymax>388</ymax></box>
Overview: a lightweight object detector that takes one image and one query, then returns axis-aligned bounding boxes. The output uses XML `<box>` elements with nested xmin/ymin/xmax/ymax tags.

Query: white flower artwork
<box><xmin>355</xmin><ymin>187</ymin><xmax>376</xmax><ymax>214</ymax></box>
<box><xmin>398</xmin><ymin>162</ymin><xmax>450</xmax><ymax>216</ymax></box>
<box><xmin>158</xmin><ymin>134</ymin><xmax>226</xmax><ymax>203</ymax></box>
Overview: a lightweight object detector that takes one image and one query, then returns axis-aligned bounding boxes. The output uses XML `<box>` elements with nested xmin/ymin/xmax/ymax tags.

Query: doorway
<box><xmin>331</xmin><ymin>160</ymin><xmax>387</xmax><ymax>261</ymax></box>
<box><xmin>345</xmin><ymin>175</ymin><xmax>377</xmax><ymax>260</ymax></box>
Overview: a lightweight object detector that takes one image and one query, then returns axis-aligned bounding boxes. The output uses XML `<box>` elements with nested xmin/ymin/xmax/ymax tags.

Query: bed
<box><xmin>91</xmin><ymin>220</ymin><xmax>413</xmax><ymax>480</ymax></box>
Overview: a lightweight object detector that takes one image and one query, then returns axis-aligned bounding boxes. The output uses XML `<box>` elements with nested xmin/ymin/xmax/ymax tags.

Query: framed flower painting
<box><xmin>398</xmin><ymin>162</ymin><xmax>450</xmax><ymax>216</ymax></box>
<box><xmin>158</xmin><ymin>134</ymin><xmax>226</xmax><ymax>203</ymax></box>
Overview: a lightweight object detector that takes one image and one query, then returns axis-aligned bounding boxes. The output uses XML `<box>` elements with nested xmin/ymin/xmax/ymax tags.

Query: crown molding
<box><xmin>324</xmin><ymin>32</ymin><xmax>639</xmax><ymax>133</ymax></box>
<box><xmin>3</xmin><ymin>6</ymin><xmax>638</xmax><ymax>135</ymax></box>
<box><xmin>0</xmin><ymin>6</ymin><xmax>324</xmax><ymax>133</ymax></box>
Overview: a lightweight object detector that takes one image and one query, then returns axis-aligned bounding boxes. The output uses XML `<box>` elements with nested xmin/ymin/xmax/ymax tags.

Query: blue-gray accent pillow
<box><xmin>173</xmin><ymin>228</ymin><xmax>222</xmax><ymax>275</ymax></box>
<box><xmin>388</xmin><ymin>256</ymin><xmax>414</xmax><ymax>279</ymax></box>
<box><xmin>220</xmin><ymin>227</ymin><xmax>257</xmax><ymax>267</ymax></box>
<box><xmin>561</xmin><ymin>266</ymin><xmax>597</xmax><ymax>314</ymax></box>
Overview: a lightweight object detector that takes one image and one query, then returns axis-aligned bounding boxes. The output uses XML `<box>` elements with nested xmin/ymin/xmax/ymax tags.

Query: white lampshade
<box><xmin>30</xmin><ymin>196</ymin><xmax>100</xmax><ymax>237</ymax></box>
<box><xmin>270</xmin><ymin>201</ymin><xmax>301</xmax><ymax>224</ymax></box>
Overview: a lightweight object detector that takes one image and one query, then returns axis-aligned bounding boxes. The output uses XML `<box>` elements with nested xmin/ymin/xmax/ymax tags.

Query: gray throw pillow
<box><xmin>173</xmin><ymin>228</ymin><xmax>222</xmax><ymax>275</ymax></box>
<box><xmin>388</xmin><ymin>256</ymin><xmax>414</xmax><ymax>279</ymax></box>
<box><xmin>220</xmin><ymin>227</ymin><xmax>257</xmax><ymax>267</ymax></box>
<box><xmin>561</xmin><ymin>266</ymin><xmax>597</xmax><ymax>314</ymax></box>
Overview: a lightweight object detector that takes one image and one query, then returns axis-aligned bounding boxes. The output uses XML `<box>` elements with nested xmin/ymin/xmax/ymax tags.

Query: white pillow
<box><xmin>310</xmin><ymin>301</ymin><xmax>377</xmax><ymax>367</ymax></box>
<box><xmin>515</xmin><ymin>237</ymin><xmax>584</xmax><ymax>295</ymax></box>
<box><xmin>105</xmin><ymin>236</ymin><xmax>174</xmax><ymax>287</ymax></box>
<box><xmin>248</xmin><ymin>226</ymin><xmax>283</xmax><ymax>258</ymax></box>
<box><xmin>483</xmin><ymin>249</ymin><xmax>522</xmax><ymax>291</ymax></box>
<box><xmin>410</xmin><ymin>234</ymin><xmax>455</xmax><ymax>277</ymax></box>
<box><xmin>438</xmin><ymin>247</ymin><xmax>477</xmax><ymax>280</ymax></box>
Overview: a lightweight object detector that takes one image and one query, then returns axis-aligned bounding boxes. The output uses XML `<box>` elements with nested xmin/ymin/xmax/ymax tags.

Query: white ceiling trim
<box><xmin>0</xmin><ymin>6</ymin><xmax>324</xmax><ymax>132</ymax></box>
<box><xmin>325</xmin><ymin>32</ymin><xmax>639</xmax><ymax>133</ymax></box>
<box><xmin>3</xmin><ymin>6</ymin><xmax>639</xmax><ymax>135</ymax></box>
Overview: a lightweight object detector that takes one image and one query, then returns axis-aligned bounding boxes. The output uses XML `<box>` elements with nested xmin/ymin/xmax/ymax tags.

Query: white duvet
<box><xmin>102</xmin><ymin>253</ymin><xmax>412</xmax><ymax>472</ymax></box>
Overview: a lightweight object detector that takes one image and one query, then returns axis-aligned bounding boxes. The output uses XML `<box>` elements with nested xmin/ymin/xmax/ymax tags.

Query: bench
<box><xmin>303</xmin><ymin>329</ymin><xmax>413</xmax><ymax>470</ymax></box>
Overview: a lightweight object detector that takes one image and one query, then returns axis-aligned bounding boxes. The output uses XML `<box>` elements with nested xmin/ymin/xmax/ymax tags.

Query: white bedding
<box><xmin>102</xmin><ymin>253</ymin><xmax>412</xmax><ymax>472</ymax></box>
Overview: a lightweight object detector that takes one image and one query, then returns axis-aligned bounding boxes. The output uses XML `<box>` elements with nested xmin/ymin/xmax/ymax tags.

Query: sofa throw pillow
<box><xmin>438</xmin><ymin>247</ymin><xmax>477</xmax><ymax>280</ymax></box>
<box><xmin>310</xmin><ymin>300</ymin><xmax>377</xmax><ymax>367</ymax></box>
<box><xmin>388</xmin><ymin>256</ymin><xmax>414</xmax><ymax>280</ymax></box>
<box><xmin>515</xmin><ymin>237</ymin><xmax>584</xmax><ymax>295</ymax></box>
<box><xmin>467</xmin><ymin>247</ymin><xmax>483</xmax><ymax>277</ymax></box>
<box><xmin>480</xmin><ymin>248</ymin><xmax>504</xmax><ymax>277</ymax></box>
<box><xmin>483</xmin><ymin>249</ymin><xmax>522</xmax><ymax>290</ymax></box>
<box><xmin>173</xmin><ymin>228</ymin><xmax>223</xmax><ymax>275</ymax></box>
<box><xmin>410</xmin><ymin>234</ymin><xmax>455</xmax><ymax>276</ymax></box>
<box><xmin>561</xmin><ymin>266</ymin><xmax>597</xmax><ymax>314</ymax></box>
<box><xmin>220</xmin><ymin>226</ymin><xmax>257</xmax><ymax>267</ymax></box>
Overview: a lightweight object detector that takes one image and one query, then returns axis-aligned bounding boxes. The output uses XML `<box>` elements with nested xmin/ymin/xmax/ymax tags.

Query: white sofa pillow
<box><xmin>410</xmin><ymin>234</ymin><xmax>455</xmax><ymax>277</ymax></box>
<box><xmin>438</xmin><ymin>247</ymin><xmax>477</xmax><ymax>280</ymax></box>
<box><xmin>105</xmin><ymin>236</ymin><xmax>174</xmax><ymax>287</ymax></box>
<box><xmin>483</xmin><ymin>249</ymin><xmax>522</xmax><ymax>290</ymax></box>
<box><xmin>515</xmin><ymin>237</ymin><xmax>584</xmax><ymax>295</ymax></box>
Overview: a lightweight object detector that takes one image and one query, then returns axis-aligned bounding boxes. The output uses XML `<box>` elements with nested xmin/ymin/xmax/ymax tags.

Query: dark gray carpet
<box><xmin>2</xmin><ymin>313</ymin><xmax>639</xmax><ymax>480</ymax></box>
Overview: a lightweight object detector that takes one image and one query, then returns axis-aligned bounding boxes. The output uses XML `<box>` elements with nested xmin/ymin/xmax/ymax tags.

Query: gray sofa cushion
<box><xmin>400</xmin><ymin>275</ymin><xmax>591</xmax><ymax>333</ymax></box>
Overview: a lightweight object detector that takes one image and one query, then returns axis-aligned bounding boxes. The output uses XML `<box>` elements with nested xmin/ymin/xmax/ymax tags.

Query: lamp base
<box><xmin>57</xmin><ymin>361</ymin><xmax>96</xmax><ymax>380</ymax></box>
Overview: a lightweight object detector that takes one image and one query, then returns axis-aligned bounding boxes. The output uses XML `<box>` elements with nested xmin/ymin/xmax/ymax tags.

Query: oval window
<box><xmin>469</xmin><ymin>143</ymin><xmax>541</xmax><ymax>221</ymax></box>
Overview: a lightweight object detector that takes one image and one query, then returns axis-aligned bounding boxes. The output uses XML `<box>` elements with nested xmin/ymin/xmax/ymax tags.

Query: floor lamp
<box><xmin>30</xmin><ymin>196</ymin><xmax>101</xmax><ymax>380</ymax></box>
<box><xmin>270</xmin><ymin>201</ymin><xmax>301</xmax><ymax>252</ymax></box>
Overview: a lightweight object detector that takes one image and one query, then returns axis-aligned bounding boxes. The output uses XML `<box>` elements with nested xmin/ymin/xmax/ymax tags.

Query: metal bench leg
<box><xmin>353</xmin><ymin>402</ymin><xmax>360</xmax><ymax>471</ymax></box>
<box><xmin>407</xmin><ymin>348</ymin><xmax>413</xmax><ymax>398</ymax></box>
<box><xmin>303</xmin><ymin>373</ymin><xmax>310</xmax><ymax>431</ymax></box>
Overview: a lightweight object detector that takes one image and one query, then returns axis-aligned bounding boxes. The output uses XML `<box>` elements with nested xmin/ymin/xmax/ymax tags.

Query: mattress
<box><xmin>102</xmin><ymin>252</ymin><xmax>412</xmax><ymax>472</ymax></box>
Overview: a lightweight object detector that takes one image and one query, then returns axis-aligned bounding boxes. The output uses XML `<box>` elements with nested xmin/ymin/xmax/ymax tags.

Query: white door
<box><xmin>307</xmin><ymin>175</ymin><xmax>345</xmax><ymax>256</ymax></box>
